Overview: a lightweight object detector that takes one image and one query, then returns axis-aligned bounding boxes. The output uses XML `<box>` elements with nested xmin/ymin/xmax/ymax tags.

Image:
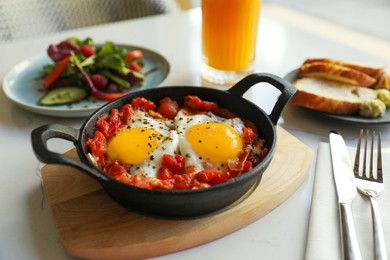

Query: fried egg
<box><xmin>174</xmin><ymin>109</ymin><xmax>245</xmax><ymax>172</ymax></box>
<box><xmin>107</xmin><ymin>110</ymin><xmax>179</xmax><ymax>178</ymax></box>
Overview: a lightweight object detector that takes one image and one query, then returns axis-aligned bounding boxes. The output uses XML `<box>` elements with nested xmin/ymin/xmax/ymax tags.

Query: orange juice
<box><xmin>202</xmin><ymin>0</ymin><xmax>261</xmax><ymax>72</ymax></box>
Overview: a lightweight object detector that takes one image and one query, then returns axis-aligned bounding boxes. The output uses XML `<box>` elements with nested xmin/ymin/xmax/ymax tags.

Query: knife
<box><xmin>329</xmin><ymin>130</ymin><xmax>362</xmax><ymax>260</ymax></box>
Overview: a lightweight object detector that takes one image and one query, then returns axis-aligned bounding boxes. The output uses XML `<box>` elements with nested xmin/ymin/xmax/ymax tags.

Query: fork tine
<box><xmin>370</xmin><ymin>130</ymin><xmax>375</xmax><ymax>179</ymax></box>
<box><xmin>377</xmin><ymin>132</ymin><xmax>383</xmax><ymax>181</ymax></box>
<box><xmin>363</xmin><ymin>130</ymin><xmax>369</xmax><ymax>178</ymax></box>
<box><xmin>353</xmin><ymin>129</ymin><xmax>363</xmax><ymax>176</ymax></box>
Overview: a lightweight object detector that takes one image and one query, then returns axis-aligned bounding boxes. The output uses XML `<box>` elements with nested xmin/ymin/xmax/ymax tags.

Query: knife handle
<box><xmin>339</xmin><ymin>203</ymin><xmax>362</xmax><ymax>260</ymax></box>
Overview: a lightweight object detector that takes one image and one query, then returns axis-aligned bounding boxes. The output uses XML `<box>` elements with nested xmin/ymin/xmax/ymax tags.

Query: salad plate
<box><xmin>2</xmin><ymin>45</ymin><xmax>170</xmax><ymax>117</ymax></box>
<box><xmin>284</xmin><ymin>68</ymin><xmax>390</xmax><ymax>124</ymax></box>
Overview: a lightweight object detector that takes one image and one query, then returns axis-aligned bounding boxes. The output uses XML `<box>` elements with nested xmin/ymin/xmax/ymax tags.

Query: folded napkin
<box><xmin>305</xmin><ymin>143</ymin><xmax>390</xmax><ymax>260</ymax></box>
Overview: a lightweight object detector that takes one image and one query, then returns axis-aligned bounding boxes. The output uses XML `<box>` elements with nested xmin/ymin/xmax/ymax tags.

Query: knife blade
<box><xmin>329</xmin><ymin>130</ymin><xmax>362</xmax><ymax>260</ymax></box>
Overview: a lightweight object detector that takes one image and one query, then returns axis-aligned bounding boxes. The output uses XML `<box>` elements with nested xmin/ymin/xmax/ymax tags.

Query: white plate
<box><xmin>284</xmin><ymin>68</ymin><xmax>390</xmax><ymax>124</ymax></box>
<box><xmin>2</xmin><ymin>45</ymin><xmax>170</xmax><ymax>118</ymax></box>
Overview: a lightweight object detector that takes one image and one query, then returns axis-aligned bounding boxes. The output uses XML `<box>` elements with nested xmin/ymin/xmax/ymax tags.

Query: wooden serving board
<box><xmin>41</xmin><ymin>126</ymin><xmax>313</xmax><ymax>260</ymax></box>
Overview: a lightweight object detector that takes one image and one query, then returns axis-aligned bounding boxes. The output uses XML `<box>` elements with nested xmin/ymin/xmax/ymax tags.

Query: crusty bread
<box><xmin>372</xmin><ymin>72</ymin><xmax>390</xmax><ymax>90</ymax></box>
<box><xmin>298</xmin><ymin>61</ymin><xmax>377</xmax><ymax>87</ymax></box>
<box><xmin>303</xmin><ymin>58</ymin><xmax>385</xmax><ymax>79</ymax></box>
<box><xmin>290</xmin><ymin>78</ymin><xmax>377</xmax><ymax>115</ymax></box>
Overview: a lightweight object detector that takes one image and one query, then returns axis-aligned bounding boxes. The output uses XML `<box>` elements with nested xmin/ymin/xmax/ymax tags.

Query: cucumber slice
<box><xmin>39</xmin><ymin>87</ymin><xmax>88</xmax><ymax>106</ymax></box>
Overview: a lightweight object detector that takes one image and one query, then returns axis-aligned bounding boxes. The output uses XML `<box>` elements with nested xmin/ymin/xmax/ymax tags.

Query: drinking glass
<box><xmin>201</xmin><ymin>0</ymin><xmax>261</xmax><ymax>85</ymax></box>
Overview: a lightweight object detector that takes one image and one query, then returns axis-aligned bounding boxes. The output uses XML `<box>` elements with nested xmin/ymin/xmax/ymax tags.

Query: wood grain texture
<box><xmin>41</xmin><ymin>126</ymin><xmax>313</xmax><ymax>260</ymax></box>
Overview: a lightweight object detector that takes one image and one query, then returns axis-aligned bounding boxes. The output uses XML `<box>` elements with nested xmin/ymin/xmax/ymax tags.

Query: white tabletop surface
<box><xmin>1</xmin><ymin>4</ymin><xmax>390</xmax><ymax>260</ymax></box>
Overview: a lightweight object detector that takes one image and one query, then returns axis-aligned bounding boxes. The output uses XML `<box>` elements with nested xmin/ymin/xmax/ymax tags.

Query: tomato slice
<box><xmin>196</xmin><ymin>170</ymin><xmax>231</xmax><ymax>185</ymax></box>
<box><xmin>162</xmin><ymin>154</ymin><xmax>185</xmax><ymax>175</ymax></box>
<box><xmin>173</xmin><ymin>174</ymin><xmax>192</xmax><ymax>190</ymax></box>
<box><xmin>157</xmin><ymin>97</ymin><xmax>180</xmax><ymax>119</ymax></box>
<box><xmin>157</xmin><ymin>167</ymin><xmax>172</xmax><ymax>180</ymax></box>
<box><xmin>131</xmin><ymin>97</ymin><xmax>156</xmax><ymax>111</ymax></box>
<box><xmin>79</xmin><ymin>45</ymin><xmax>95</xmax><ymax>57</ymax></box>
<box><xmin>128</xmin><ymin>62</ymin><xmax>141</xmax><ymax>72</ymax></box>
<box><xmin>86</xmin><ymin>130</ymin><xmax>107</xmax><ymax>157</ymax></box>
<box><xmin>125</xmin><ymin>50</ymin><xmax>143</xmax><ymax>61</ymax></box>
<box><xmin>183</xmin><ymin>95</ymin><xmax>219</xmax><ymax>111</ymax></box>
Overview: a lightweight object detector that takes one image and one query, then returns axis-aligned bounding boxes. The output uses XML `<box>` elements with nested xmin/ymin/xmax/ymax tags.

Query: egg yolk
<box><xmin>186</xmin><ymin>122</ymin><xmax>242</xmax><ymax>163</ymax></box>
<box><xmin>107</xmin><ymin>128</ymin><xmax>164</xmax><ymax>164</ymax></box>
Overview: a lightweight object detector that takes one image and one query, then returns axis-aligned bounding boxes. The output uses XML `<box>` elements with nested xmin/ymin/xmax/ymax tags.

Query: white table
<box><xmin>1</xmin><ymin>4</ymin><xmax>390</xmax><ymax>259</ymax></box>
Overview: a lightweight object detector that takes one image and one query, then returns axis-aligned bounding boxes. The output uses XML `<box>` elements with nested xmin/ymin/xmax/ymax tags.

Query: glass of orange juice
<box><xmin>201</xmin><ymin>0</ymin><xmax>261</xmax><ymax>85</ymax></box>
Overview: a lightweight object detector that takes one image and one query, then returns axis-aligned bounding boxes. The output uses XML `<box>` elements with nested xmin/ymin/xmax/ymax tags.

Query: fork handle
<box><xmin>370</xmin><ymin>197</ymin><xmax>388</xmax><ymax>260</ymax></box>
<box><xmin>339</xmin><ymin>202</ymin><xmax>362</xmax><ymax>260</ymax></box>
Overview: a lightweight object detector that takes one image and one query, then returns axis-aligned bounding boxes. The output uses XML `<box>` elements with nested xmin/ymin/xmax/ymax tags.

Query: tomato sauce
<box><xmin>87</xmin><ymin>96</ymin><xmax>268</xmax><ymax>190</ymax></box>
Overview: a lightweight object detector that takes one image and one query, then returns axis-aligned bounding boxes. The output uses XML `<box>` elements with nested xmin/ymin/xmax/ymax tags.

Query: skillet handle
<box><xmin>31</xmin><ymin>124</ymin><xmax>108</xmax><ymax>182</ymax></box>
<box><xmin>228</xmin><ymin>73</ymin><xmax>296</xmax><ymax>125</ymax></box>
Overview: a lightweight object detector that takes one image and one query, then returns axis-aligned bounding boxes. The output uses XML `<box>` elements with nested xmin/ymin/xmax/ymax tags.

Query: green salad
<box><xmin>39</xmin><ymin>37</ymin><xmax>153</xmax><ymax>106</ymax></box>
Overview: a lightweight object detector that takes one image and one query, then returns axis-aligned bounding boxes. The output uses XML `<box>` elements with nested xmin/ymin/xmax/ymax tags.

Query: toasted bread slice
<box><xmin>303</xmin><ymin>58</ymin><xmax>385</xmax><ymax>79</ymax></box>
<box><xmin>372</xmin><ymin>72</ymin><xmax>390</xmax><ymax>90</ymax></box>
<box><xmin>298</xmin><ymin>61</ymin><xmax>377</xmax><ymax>87</ymax></box>
<box><xmin>290</xmin><ymin>78</ymin><xmax>377</xmax><ymax>115</ymax></box>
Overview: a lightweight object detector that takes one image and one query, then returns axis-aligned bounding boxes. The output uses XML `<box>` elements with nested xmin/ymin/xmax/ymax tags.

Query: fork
<box><xmin>353</xmin><ymin>129</ymin><xmax>388</xmax><ymax>260</ymax></box>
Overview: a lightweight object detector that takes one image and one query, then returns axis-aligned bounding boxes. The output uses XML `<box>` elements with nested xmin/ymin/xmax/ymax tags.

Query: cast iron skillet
<box><xmin>31</xmin><ymin>73</ymin><xmax>296</xmax><ymax>217</ymax></box>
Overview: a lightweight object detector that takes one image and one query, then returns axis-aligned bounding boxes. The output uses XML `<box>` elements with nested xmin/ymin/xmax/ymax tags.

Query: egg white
<box><xmin>129</xmin><ymin>130</ymin><xmax>179</xmax><ymax>178</ymax></box>
<box><xmin>111</xmin><ymin>110</ymin><xmax>179</xmax><ymax>178</ymax></box>
<box><xmin>125</xmin><ymin>110</ymin><xmax>174</xmax><ymax>137</ymax></box>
